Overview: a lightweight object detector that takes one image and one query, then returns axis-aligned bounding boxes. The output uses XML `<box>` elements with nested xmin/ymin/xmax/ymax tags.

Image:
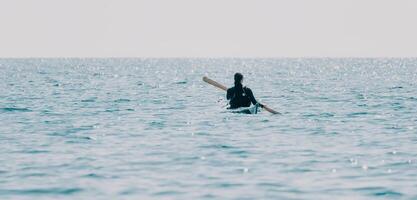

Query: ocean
<box><xmin>0</xmin><ymin>58</ymin><xmax>416</xmax><ymax>199</ymax></box>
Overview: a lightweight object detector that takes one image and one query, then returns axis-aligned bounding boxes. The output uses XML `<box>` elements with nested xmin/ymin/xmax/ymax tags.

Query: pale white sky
<box><xmin>0</xmin><ymin>0</ymin><xmax>416</xmax><ymax>57</ymax></box>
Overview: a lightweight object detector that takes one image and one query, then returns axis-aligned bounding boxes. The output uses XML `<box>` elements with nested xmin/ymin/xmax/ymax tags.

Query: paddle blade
<box><xmin>263</xmin><ymin>105</ymin><xmax>281</xmax><ymax>115</ymax></box>
<box><xmin>202</xmin><ymin>76</ymin><xmax>228</xmax><ymax>91</ymax></box>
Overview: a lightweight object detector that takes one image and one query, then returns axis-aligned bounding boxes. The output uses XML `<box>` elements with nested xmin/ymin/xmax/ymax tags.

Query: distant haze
<box><xmin>1</xmin><ymin>0</ymin><xmax>416</xmax><ymax>57</ymax></box>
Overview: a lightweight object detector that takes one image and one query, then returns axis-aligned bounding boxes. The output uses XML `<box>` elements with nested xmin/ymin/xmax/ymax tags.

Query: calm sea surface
<box><xmin>1</xmin><ymin>58</ymin><xmax>417</xmax><ymax>200</ymax></box>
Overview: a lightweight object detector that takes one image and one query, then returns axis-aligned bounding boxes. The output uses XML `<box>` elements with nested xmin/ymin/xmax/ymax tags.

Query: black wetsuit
<box><xmin>226</xmin><ymin>85</ymin><xmax>258</xmax><ymax>109</ymax></box>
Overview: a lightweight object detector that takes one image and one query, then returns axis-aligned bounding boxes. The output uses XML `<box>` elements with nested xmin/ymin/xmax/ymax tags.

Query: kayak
<box><xmin>228</xmin><ymin>103</ymin><xmax>260</xmax><ymax>114</ymax></box>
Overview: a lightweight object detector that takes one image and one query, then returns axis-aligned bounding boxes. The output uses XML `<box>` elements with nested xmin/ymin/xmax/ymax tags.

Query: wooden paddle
<box><xmin>203</xmin><ymin>76</ymin><xmax>281</xmax><ymax>114</ymax></box>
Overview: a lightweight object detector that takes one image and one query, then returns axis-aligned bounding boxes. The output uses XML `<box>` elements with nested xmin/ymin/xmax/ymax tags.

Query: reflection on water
<box><xmin>0</xmin><ymin>58</ymin><xmax>416</xmax><ymax>199</ymax></box>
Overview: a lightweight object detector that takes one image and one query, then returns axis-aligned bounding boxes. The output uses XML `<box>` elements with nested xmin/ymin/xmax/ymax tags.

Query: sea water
<box><xmin>0</xmin><ymin>58</ymin><xmax>416</xmax><ymax>200</ymax></box>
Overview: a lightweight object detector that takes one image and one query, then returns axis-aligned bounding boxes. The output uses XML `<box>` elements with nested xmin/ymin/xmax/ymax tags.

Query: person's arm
<box><xmin>247</xmin><ymin>88</ymin><xmax>264</xmax><ymax>108</ymax></box>
<box><xmin>226</xmin><ymin>88</ymin><xmax>232</xmax><ymax>100</ymax></box>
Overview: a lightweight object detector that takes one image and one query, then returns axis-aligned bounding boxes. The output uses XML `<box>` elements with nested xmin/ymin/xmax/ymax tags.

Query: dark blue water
<box><xmin>1</xmin><ymin>58</ymin><xmax>417</xmax><ymax>199</ymax></box>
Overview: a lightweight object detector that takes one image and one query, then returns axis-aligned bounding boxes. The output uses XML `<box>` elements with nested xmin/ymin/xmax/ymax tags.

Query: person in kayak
<box><xmin>227</xmin><ymin>73</ymin><xmax>264</xmax><ymax>109</ymax></box>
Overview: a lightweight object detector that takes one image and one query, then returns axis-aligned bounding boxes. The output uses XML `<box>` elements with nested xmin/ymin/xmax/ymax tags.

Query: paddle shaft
<box><xmin>202</xmin><ymin>76</ymin><xmax>280</xmax><ymax>114</ymax></box>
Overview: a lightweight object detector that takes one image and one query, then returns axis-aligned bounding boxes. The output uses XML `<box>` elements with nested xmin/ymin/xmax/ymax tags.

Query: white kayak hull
<box><xmin>228</xmin><ymin>104</ymin><xmax>260</xmax><ymax>114</ymax></box>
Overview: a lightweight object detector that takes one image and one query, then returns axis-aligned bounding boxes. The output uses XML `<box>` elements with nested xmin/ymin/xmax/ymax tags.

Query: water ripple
<box><xmin>1</xmin><ymin>58</ymin><xmax>416</xmax><ymax>199</ymax></box>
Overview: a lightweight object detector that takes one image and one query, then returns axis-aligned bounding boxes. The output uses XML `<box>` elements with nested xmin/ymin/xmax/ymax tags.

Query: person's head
<box><xmin>234</xmin><ymin>73</ymin><xmax>243</xmax><ymax>85</ymax></box>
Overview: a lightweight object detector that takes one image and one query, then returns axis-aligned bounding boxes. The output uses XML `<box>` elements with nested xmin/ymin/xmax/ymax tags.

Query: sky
<box><xmin>0</xmin><ymin>0</ymin><xmax>416</xmax><ymax>57</ymax></box>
